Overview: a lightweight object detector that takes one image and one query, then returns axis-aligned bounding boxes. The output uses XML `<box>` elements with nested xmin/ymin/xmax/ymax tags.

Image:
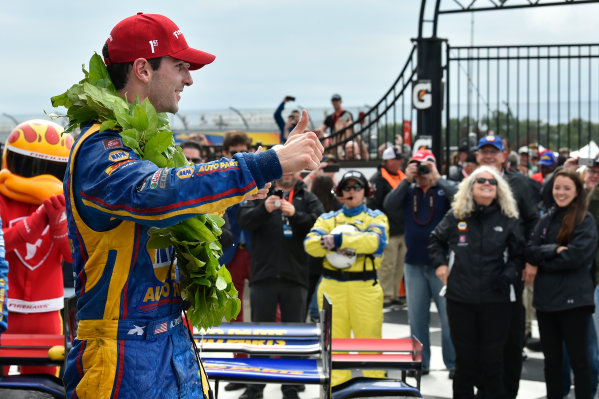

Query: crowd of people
<box><xmin>1</xmin><ymin>10</ymin><xmax>599</xmax><ymax>399</ymax></box>
<box><xmin>174</xmin><ymin>125</ymin><xmax>599</xmax><ymax>399</ymax></box>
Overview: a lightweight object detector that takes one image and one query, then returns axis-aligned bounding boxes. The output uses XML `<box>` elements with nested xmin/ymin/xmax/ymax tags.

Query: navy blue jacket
<box><xmin>384</xmin><ymin>178</ymin><xmax>457</xmax><ymax>266</ymax></box>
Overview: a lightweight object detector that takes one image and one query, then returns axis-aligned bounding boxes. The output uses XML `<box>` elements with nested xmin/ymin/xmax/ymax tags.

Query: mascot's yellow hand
<box><xmin>0</xmin><ymin>169</ymin><xmax>63</xmax><ymax>205</ymax></box>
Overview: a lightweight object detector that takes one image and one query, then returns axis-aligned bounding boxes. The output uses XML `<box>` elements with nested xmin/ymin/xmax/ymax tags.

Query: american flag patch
<box><xmin>154</xmin><ymin>322</ymin><xmax>168</xmax><ymax>335</ymax></box>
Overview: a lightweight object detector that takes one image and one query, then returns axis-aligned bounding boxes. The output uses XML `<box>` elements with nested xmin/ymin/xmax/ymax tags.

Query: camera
<box><xmin>417</xmin><ymin>163</ymin><xmax>430</xmax><ymax>175</ymax></box>
<box><xmin>323</xmin><ymin>164</ymin><xmax>340</xmax><ymax>173</ymax></box>
<box><xmin>273</xmin><ymin>189</ymin><xmax>284</xmax><ymax>198</ymax></box>
<box><xmin>579</xmin><ymin>158</ymin><xmax>596</xmax><ymax>167</ymax></box>
<box><xmin>285</xmin><ymin>96</ymin><xmax>296</xmax><ymax>102</ymax></box>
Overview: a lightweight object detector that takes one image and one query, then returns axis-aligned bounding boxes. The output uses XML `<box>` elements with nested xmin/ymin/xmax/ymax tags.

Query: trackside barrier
<box><xmin>196</xmin><ymin>295</ymin><xmax>422</xmax><ymax>399</ymax></box>
<box><xmin>199</xmin><ymin>295</ymin><xmax>332</xmax><ymax>399</ymax></box>
<box><xmin>0</xmin><ymin>295</ymin><xmax>423</xmax><ymax>399</ymax></box>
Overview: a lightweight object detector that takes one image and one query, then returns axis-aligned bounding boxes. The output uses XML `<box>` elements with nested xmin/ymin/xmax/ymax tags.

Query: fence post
<box><xmin>416</xmin><ymin>37</ymin><xmax>444</xmax><ymax>164</ymax></box>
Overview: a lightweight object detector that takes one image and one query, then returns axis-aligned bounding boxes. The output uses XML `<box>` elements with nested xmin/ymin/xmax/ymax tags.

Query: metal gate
<box><xmin>444</xmin><ymin>43</ymin><xmax>599</xmax><ymax>167</ymax></box>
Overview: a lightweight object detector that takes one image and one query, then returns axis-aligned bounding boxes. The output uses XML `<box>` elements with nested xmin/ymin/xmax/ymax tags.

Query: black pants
<box><xmin>502</xmin><ymin>283</ymin><xmax>525</xmax><ymax>399</ymax></box>
<box><xmin>537</xmin><ymin>307</ymin><xmax>593</xmax><ymax>399</ymax></box>
<box><xmin>249</xmin><ymin>278</ymin><xmax>308</xmax><ymax>395</ymax></box>
<box><xmin>447</xmin><ymin>299</ymin><xmax>512</xmax><ymax>399</ymax></box>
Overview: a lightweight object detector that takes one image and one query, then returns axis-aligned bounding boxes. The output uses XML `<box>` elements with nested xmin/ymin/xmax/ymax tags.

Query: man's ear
<box><xmin>131</xmin><ymin>58</ymin><xmax>152</xmax><ymax>84</ymax></box>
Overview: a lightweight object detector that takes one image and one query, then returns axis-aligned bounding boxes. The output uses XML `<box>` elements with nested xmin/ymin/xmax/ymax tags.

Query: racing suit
<box><xmin>0</xmin><ymin>216</ymin><xmax>8</xmax><ymax>333</ymax></box>
<box><xmin>0</xmin><ymin>193</ymin><xmax>70</xmax><ymax>375</ymax></box>
<box><xmin>62</xmin><ymin>124</ymin><xmax>282</xmax><ymax>399</ymax></box>
<box><xmin>304</xmin><ymin>203</ymin><xmax>388</xmax><ymax>386</ymax></box>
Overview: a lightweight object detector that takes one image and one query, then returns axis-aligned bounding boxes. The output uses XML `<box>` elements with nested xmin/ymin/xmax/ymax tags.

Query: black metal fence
<box><xmin>323</xmin><ymin>45</ymin><xmax>418</xmax><ymax>163</ymax></box>
<box><xmin>445</xmin><ymin>43</ymin><xmax>599</xmax><ymax>162</ymax></box>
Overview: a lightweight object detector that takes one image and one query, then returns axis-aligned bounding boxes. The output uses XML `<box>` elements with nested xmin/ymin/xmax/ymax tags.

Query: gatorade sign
<box><xmin>413</xmin><ymin>80</ymin><xmax>432</xmax><ymax>110</ymax></box>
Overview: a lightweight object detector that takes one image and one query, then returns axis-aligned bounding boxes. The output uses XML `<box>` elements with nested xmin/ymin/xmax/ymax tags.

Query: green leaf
<box><xmin>206</xmin><ymin>214</ymin><xmax>226</xmax><ymax>228</ymax></box>
<box><xmin>215</xmin><ymin>275</ymin><xmax>227</xmax><ymax>291</ymax></box>
<box><xmin>141</xmin><ymin>98</ymin><xmax>159</xmax><ymax>131</ymax></box>
<box><xmin>131</xmin><ymin>104</ymin><xmax>149</xmax><ymax>131</ymax></box>
<box><xmin>146</xmin><ymin>235</ymin><xmax>172</xmax><ymax>250</ymax></box>
<box><xmin>99</xmin><ymin>120</ymin><xmax>118</xmax><ymax>132</ymax></box>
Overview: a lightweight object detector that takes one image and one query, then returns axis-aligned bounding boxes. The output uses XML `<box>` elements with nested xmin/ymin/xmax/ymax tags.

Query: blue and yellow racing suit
<box><xmin>304</xmin><ymin>203</ymin><xmax>388</xmax><ymax>386</ymax></box>
<box><xmin>0</xmin><ymin>216</ymin><xmax>8</xmax><ymax>333</ymax></box>
<box><xmin>63</xmin><ymin>124</ymin><xmax>282</xmax><ymax>399</ymax></box>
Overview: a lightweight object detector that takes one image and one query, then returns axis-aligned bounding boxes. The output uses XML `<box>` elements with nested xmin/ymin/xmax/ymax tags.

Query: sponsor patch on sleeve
<box><xmin>457</xmin><ymin>221</ymin><xmax>468</xmax><ymax>231</ymax></box>
<box><xmin>105</xmin><ymin>159</ymin><xmax>136</xmax><ymax>175</ymax></box>
<box><xmin>108</xmin><ymin>150</ymin><xmax>130</xmax><ymax>163</ymax></box>
<box><xmin>103</xmin><ymin>138</ymin><xmax>123</xmax><ymax>150</ymax></box>
<box><xmin>176</xmin><ymin>167</ymin><xmax>194</xmax><ymax>179</ymax></box>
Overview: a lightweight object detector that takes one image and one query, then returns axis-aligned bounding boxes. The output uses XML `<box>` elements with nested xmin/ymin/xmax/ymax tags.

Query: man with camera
<box><xmin>383</xmin><ymin>149</ymin><xmax>457</xmax><ymax>377</ymax></box>
<box><xmin>237</xmin><ymin>171</ymin><xmax>324</xmax><ymax>399</ymax></box>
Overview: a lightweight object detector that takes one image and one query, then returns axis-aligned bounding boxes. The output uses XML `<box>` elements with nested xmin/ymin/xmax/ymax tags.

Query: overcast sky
<box><xmin>1</xmin><ymin>1</ymin><xmax>598</xmax><ymax>120</ymax></box>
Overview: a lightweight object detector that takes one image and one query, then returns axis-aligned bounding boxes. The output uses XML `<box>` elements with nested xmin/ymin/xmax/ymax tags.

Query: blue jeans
<box><xmin>404</xmin><ymin>262</ymin><xmax>456</xmax><ymax>370</ymax></box>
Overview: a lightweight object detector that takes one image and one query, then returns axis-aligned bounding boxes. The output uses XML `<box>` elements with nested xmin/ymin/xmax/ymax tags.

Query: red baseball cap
<box><xmin>105</xmin><ymin>13</ymin><xmax>215</xmax><ymax>70</ymax></box>
<box><xmin>410</xmin><ymin>149</ymin><xmax>436</xmax><ymax>163</ymax></box>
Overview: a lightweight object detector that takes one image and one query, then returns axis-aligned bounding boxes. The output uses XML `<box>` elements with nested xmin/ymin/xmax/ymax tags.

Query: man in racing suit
<box><xmin>0</xmin><ymin>119</ymin><xmax>73</xmax><ymax>375</ymax></box>
<box><xmin>304</xmin><ymin>170</ymin><xmax>389</xmax><ymax>387</ymax></box>
<box><xmin>62</xmin><ymin>13</ymin><xmax>323</xmax><ymax>399</ymax></box>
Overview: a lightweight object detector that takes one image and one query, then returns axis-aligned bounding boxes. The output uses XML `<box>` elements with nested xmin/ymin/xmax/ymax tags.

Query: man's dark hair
<box><xmin>223</xmin><ymin>130</ymin><xmax>251</xmax><ymax>153</ymax></box>
<box><xmin>180</xmin><ymin>140</ymin><xmax>203</xmax><ymax>153</ymax></box>
<box><xmin>102</xmin><ymin>43</ymin><xmax>163</xmax><ymax>91</ymax></box>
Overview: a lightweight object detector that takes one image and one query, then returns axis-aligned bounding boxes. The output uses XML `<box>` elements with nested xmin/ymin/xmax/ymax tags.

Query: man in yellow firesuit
<box><xmin>304</xmin><ymin>170</ymin><xmax>389</xmax><ymax>386</ymax></box>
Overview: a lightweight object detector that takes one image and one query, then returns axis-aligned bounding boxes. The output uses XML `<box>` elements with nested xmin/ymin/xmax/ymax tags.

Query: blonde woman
<box><xmin>428</xmin><ymin>166</ymin><xmax>525</xmax><ymax>399</ymax></box>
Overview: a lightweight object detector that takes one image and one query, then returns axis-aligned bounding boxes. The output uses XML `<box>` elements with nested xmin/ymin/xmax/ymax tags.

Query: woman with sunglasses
<box><xmin>428</xmin><ymin>165</ymin><xmax>525</xmax><ymax>399</ymax></box>
<box><xmin>526</xmin><ymin>169</ymin><xmax>597</xmax><ymax>399</ymax></box>
<box><xmin>304</xmin><ymin>170</ymin><xmax>389</xmax><ymax>387</ymax></box>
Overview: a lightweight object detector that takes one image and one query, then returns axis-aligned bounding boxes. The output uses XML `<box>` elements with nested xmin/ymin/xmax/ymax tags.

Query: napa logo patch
<box><xmin>108</xmin><ymin>150</ymin><xmax>129</xmax><ymax>162</ymax></box>
<box><xmin>457</xmin><ymin>221</ymin><xmax>468</xmax><ymax>231</ymax></box>
<box><xmin>176</xmin><ymin>167</ymin><xmax>194</xmax><ymax>179</ymax></box>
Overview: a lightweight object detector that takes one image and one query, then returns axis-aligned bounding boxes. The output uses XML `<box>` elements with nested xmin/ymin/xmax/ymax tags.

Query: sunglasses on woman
<box><xmin>475</xmin><ymin>177</ymin><xmax>497</xmax><ymax>186</ymax></box>
<box><xmin>342</xmin><ymin>183</ymin><xmax>364</xmax><ymax>192</ymax></box>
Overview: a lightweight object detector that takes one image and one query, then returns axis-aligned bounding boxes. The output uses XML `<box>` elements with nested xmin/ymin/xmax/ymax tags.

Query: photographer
<box><xmin>383</xmin><ymin>149</ymin><xmax>458</xmax><ymax>377</ymax></box>
<box><xmin>237</xmin><ymin>171</ymin><xmax>323</xmax><ymax>399</ymax></box>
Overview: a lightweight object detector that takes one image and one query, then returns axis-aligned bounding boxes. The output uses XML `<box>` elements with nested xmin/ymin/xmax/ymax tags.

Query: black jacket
<box><xmin>428</xmin><ymin>202</ymin><xmax>525</xmax><ymax>304</ymax></box>
<box><xmin>503</xmin><ymin>168</ymin><xmax>539</xmax><ymax>239</ymax></box>
<box><xmin>237</xmin><ymin>180</ymin><xmax>324</xmax><ymax>288</ymax></box>
<box><xmin>368</xmin><ymin>166</ymin><xmax>404</xmax><ymax>236</ymax></box>
<box><xmin>526</xmin><ymin>207</ymin><xmax>597</xmax><ymax>312</ymax></box>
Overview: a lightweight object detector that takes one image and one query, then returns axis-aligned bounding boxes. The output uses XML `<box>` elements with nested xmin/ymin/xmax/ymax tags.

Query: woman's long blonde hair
<box><xmin>452</xmin><ymin>165</ymin><xmax>519</xmax><ymax>219</ymax></box>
